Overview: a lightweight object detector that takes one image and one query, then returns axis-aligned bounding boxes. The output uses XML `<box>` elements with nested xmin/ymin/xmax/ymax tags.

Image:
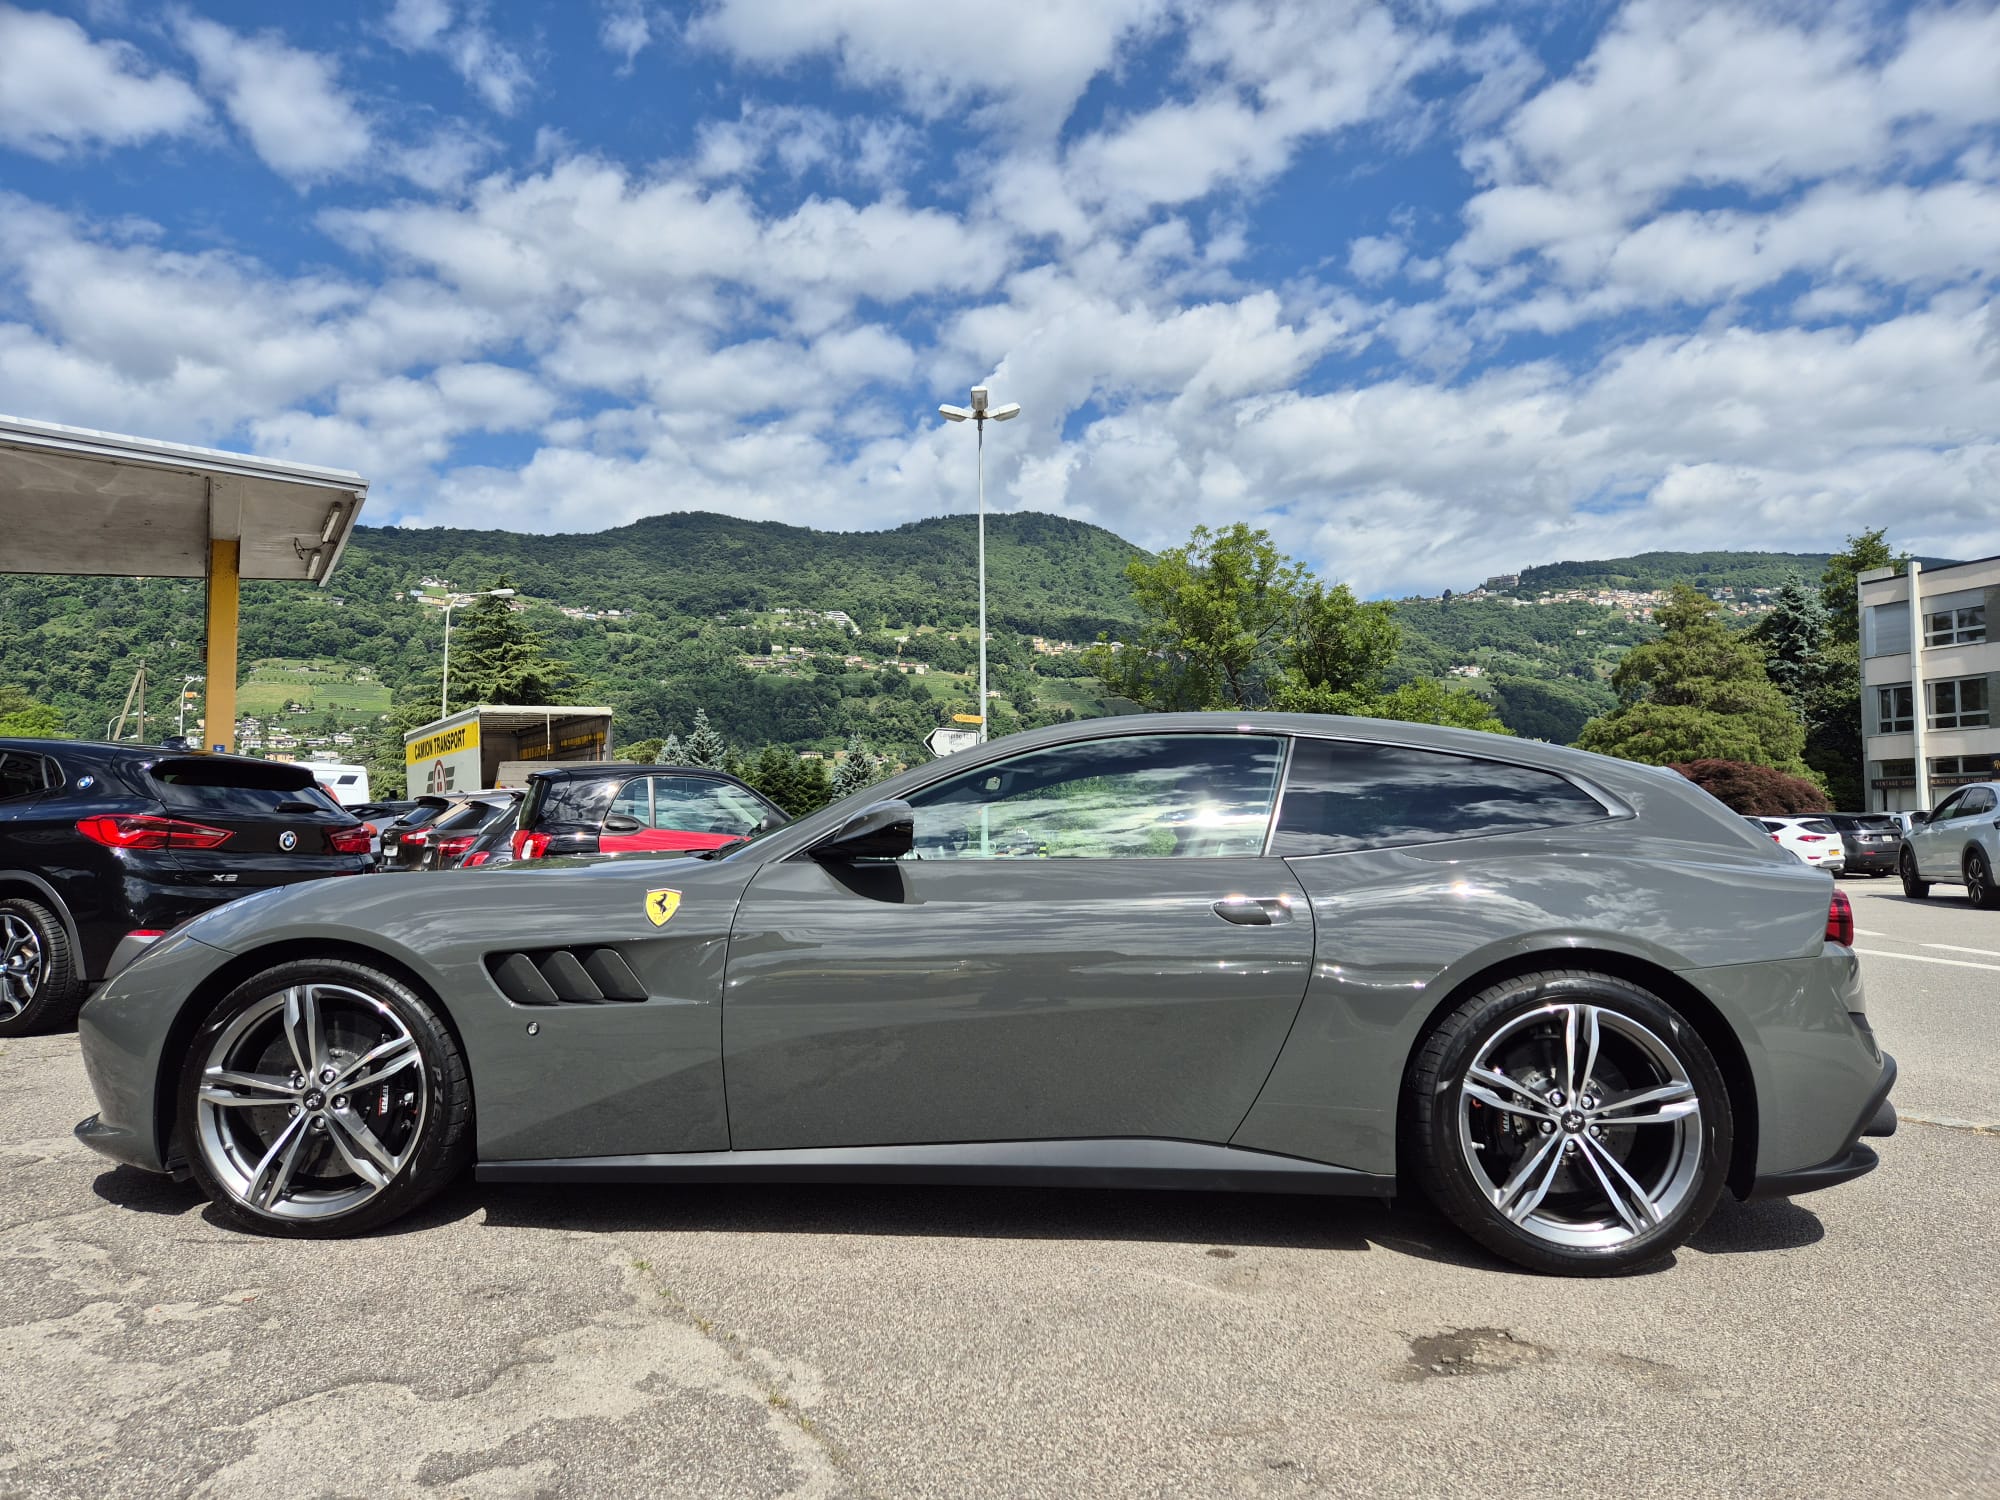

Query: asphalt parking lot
<box><xmin>3</xmin><ymin>878</ymin><xmax>1995</xmax><ymax>1500</ymax></box>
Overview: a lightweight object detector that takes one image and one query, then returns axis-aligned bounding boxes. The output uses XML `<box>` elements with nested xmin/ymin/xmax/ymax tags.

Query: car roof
<box><xmin>525</xmin><ymin>762</ymin><xmax>761</xmax><ymax>792</ymax></box>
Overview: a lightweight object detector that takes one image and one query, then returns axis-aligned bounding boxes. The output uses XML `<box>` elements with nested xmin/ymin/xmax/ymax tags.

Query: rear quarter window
<box><xmin>524</xmin><ymin>776</ymin><xmax>619</xmax><ymax>829</ymax></box>
<box><xmin>1272</xmin><ymin>738</ymin><xmax>1610</xmax><ymax>856</ymax></box>
<box><xmin>0</xmin><ymin>752</ymin><xmax>54</xmax><ymax>800</ymax></box>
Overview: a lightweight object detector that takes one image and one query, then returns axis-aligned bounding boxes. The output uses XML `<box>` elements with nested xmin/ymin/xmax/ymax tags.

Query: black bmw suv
<box><xmin>0</xmin><ymin>740</ymin><xmax>371</xmax><ymax>1035</ymax></box>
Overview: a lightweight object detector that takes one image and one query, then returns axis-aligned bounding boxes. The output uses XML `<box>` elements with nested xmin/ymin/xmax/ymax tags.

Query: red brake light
<box><xmin>1796</xmin><ymin>834</ymin><xmax>1826</xmax><ymax>843</ymax></box>
<box><xmin>512</xmin><ymin>829</ymin><xmax>550</xmax><ymax>859</ymax></box>
<box><xmin>438</xmin><ymin>835</ymin><xmax>477</xmax><ymax>860</ymax></box>
<box><xmin>1826</xmin><ymin>888</ymin><xmax>1854</xmax><ymax>947</ymax></box>
<box><xmin>326</xmin><ymin>824</ymin><xmax>373</xmax><ymax>855</ymax></box>
<box><xmin>403</xmin><ymin>828</ymin><xmax>430</xmax><ymax>846</ymax></box>
<box><xmin>463</xmin><ymin>851</ymin><xmax>490</xmax><ymax>867</ymax></box>
<box><xmin>76</xmin><ymin>815</ymin><xmax>233</xmax><ymax>851</ymax></box>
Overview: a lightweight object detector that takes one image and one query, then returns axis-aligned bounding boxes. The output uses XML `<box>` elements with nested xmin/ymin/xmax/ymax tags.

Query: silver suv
<box><xmin>1899</xmin><ymin>781</ymin><xmax>2000</xmax><ymax>908</ymax></box>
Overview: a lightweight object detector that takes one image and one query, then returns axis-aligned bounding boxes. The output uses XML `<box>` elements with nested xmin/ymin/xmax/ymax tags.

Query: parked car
<box><xmin>1898</xmin><ymin>781</ymin><xmax>2000</xmax><ymax>907</ymax></box>
<box><xmin>414</xmin><ymin>791</ymin><xmax>523</xmax><ymax>871</ymax></box>
<box><xmin>376</xmin><ymin>796</ymin><xmax>451</xmax><ymax>869</ymax></box>
<box><xmin>75</xmin><ymin>714</ymin><xmax>1894</xmax><ymax>1276</ymax></box>
<box><xmin>348</xmin><ymin>800</ymin><xmax>418</xmax><ymax>861</ymax></box>
<box><xmin>1816</xmin><ymin>812</ymin><xmax>1902</xmax><ymax>877</ymax></box>
<box><xmin>457</xmin><ymin>801</ymin><xmax>521</xmax><ymax>868</ymax></box>
<box><xmin>510</xmin><ymin>763</ymin><xmax>786</xmax><ymax>861</ymax></box>
<box><xmin>0</xmin><ymin>739</ymin><xmax>370</xmax><ymax>1035</ymax></box>
<box><xmin>1748</xmin><ymin>816</ymin><xmax>1846</xmax><ymax>872</ymax></box>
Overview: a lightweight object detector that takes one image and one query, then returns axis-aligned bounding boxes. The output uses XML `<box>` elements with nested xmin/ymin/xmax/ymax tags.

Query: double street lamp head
<box><xmin>939</xmin><ymin>387</ymin><xmax>1020</xmax><ymax>424</ymax></box>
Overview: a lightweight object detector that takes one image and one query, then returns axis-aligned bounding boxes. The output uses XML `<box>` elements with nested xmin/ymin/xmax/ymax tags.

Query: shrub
<box><xmin>1667</xmin><ymin>759</ymin><xmax>1831</xmax><ymax>816</ymax></box>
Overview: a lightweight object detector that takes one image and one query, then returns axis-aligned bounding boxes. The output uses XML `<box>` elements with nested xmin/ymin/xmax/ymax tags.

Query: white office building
<box><xmin>1858</xmin><ymin>556</ymin><xmax>2000</xmax><ymax>812</ymax></box>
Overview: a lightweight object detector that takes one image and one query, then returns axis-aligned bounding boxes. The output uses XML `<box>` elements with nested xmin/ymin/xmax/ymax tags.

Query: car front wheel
<box><xmin>1408</xmin><ymin>971</ymin><xmax>1732</xmax><ymax>1276</ymax></box>
<box><xmin>178</xmin><ymin>959</ymin><xmax>471</xmax><ymax>1236</ymax></box>
<box><xmin>1900</xmin><ymin>849</ymin><xmax>1931</xmax><ymax>900</ymax></box>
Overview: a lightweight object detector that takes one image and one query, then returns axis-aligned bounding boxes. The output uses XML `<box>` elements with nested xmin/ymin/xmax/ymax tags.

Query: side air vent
<box><xmin>485</xmin><ymin>947</ymin><xmax>650</xmax><ymax>1005</ymax></box>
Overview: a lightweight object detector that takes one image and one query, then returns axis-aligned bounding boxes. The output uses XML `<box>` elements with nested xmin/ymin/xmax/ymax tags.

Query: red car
<box><xmin>510</xmin><ymin>763</ymin><xmax>787</xmax><ymax>861</ymax></box>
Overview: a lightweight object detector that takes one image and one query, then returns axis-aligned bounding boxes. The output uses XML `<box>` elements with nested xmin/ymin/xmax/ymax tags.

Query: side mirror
<box><xmin>810</xmin><ymin>799</ymin><xmax>914</xmax><ymax>862</ymax></box>
<box><xmin>603</xmin><ymin>813</ymin><xmax>646</xmax><ymax>833</ymax></box>
<box><xmin>1910</xmin><ymin>811</ymin><xmax>1931</xmax><ymax>826</ymax></box>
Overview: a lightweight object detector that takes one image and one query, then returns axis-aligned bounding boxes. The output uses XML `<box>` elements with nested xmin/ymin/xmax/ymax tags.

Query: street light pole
<box><xmin>439</xmin><ymin>587</ymin><xmax>518</xmax><ymax>719</ymax></box>
<box><xmin>939</xmin><ymin>385</ymin><xmax>1020</xmax><ymax>742</ymax></box>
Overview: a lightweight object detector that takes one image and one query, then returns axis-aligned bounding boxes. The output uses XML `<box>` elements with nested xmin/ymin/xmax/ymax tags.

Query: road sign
<box><xmin>924</xmin><ymin>727</ymin><xmax>982</xmax><ymax>758</ymax></box>
<box><xmin>951</xmin><ymin>713</ymin><xmax>984</xmax><ymax>724</ymax></box>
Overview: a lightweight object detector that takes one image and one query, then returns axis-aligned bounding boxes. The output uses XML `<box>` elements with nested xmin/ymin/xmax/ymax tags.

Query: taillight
<box><xmin>463</xmin><ymin>851</ymin><xmax>490</xmax><ymax>867</ymax></box>
<box><xmin>76</xmin><ymin>815</ymin><xmax>233</xmax><ymax>851</ymax></box>
<box><xmin>512</xmin><ymin>829</ymin><xmax>550</xmax><ymax>859</ymax></box>
<box><xmin>1796</xmin><ymin>834</ymin><xmax>1827</xmax><ymax>843</ymax></box>
<box><xmin>437</xmin><ymin>835</ymin><xmax>477</xmax><ymax>861</ymax></box>
<box><xmin>1826</xmin><ymin>888</ymin><xmax>1854</xmax><ymax>946</ymax></box>
<box><xmin>326</xmin><ymin>825</ymin><xmax>373</xmax><ymax>855</ymax></box>
<box><xmin>403</xmin><ymin>828</ymin><xmax>430</xmax><ymax>846</ymax></box>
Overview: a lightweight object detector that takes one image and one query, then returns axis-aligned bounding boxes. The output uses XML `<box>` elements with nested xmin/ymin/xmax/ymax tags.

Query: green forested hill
<box><xmin>0</xmin><ymin>521</ymin><xmax>1886</xmax><ymax>766</ymax></box>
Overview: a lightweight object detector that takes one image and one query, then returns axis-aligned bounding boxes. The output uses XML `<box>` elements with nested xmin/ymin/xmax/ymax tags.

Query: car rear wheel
<box><xmin>1966</xmin><ymin>850</ymin><xmax>2000</xmax><ymax>910</ymax></box>
<box><xmin>0</xmin><ymin>897</ymin><xmax>86</xmax><ymax>1038</ymax></box>
<box><xmin>1408</xmin><ymin>971</ymin><xmax>1731</xmax><ymax>1276</ymax></box>
<box><xmin>178</xmin><ymin>959</ymin><xmax>471</xmax><ymax>1236</ymax></box>
<box><xmin>1900</xmin><ymin>849</ymin><xmax>1931</xmax><ymax>900</ymax></box>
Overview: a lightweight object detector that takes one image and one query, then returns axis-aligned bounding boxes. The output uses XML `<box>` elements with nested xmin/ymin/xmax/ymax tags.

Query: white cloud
<box><xmin>175</xmin><ymin>16</ymin><xmax>371</xmax><ymax>183</ymax></box>
<box><xmin>598</xmin><ymin>1</ymin><xmax>655</xmax><ymax>69</ymax></box>
<box><xmin>694</xmin><ymin>103</ymin><xmax>917</xmax><ymax>188</ymax></box>
<box><xmin>0</xmin><ymin>5</ymin><xmax>206</xmax><ymax>158</ymax></box>
<box><xmin>689</xmin><ymin>0</ymin><xmax>1171</xmax><ymax>132</ymax></box>
<box><xmin>384</xmin><ymin>0</ymin><xmax>532</xmax><ymax>114</ymax></box>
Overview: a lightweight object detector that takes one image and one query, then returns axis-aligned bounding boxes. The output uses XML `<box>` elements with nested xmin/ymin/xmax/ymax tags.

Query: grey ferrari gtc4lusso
<box><xmin>74</xmin><ymin>714</ymin><xmax>1895</xmax><ymax>1275</ymax></box>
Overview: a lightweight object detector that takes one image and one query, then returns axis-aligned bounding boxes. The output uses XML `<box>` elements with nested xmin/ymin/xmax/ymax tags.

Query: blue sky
<box><xmin>1</xmin><ymin>1</ymin><xmax>1996</xmax><ymax>596</ymax></box>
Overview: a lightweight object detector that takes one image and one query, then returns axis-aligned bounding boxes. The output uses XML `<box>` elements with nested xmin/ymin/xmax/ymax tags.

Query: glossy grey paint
<box><xmin>723</xmin><ymin>856</ymin><xmax>1313</xmax><ymax>1149</ymax></box>
<box><xmin>75</xmin><ymin>712</ymin><xmax>1881</xmax><ymax>1193</ymax></box>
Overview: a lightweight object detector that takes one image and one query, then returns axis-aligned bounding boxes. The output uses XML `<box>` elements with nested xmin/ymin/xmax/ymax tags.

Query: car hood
<box><xmin>162</xmin><ymin>849</ymin><xmax>763</xmax><ymax>958</ymax></box>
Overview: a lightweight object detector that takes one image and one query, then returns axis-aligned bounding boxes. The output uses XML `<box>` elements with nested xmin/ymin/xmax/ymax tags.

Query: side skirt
<box><xmin>477</xmin><ymin>1137</ymin><xmax>1396</xmax><ymax>1197</ymax></box>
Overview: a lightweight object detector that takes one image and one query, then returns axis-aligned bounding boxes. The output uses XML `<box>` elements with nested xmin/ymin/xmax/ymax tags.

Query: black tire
<box><xmin>1407</xmin><ymin>970</ymin><xmax>1732</xmax><ymax>1276</ymax></box>
<box><xmin>0</xmin><ymin>896</ymin><xmax>87</xmax><ymax>1038</ymax></box>
<box><xmin>1900</xmin><ymin>849</ymin><xmax>1931</xmax><ymax>900</ymax></box>
<box><xmin>1966</xmin><ymin>849</ymin><xmax>2000</xmax><ymax>910</ymax></box>
<box><xmin>177</xmin><ymin>958</ymin><xmax>472</xmax><ymax>1237</ymax></box>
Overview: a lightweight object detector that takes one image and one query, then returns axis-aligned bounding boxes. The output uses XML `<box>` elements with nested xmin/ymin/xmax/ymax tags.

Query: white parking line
<box><xmin>1923</xmin><ymin>943</ymin><xmax>2000</xmax><ymax>958</ymax></box>
<box><xmin>1853</xmin><ymin>928</ymin><xmax>1886</xmax><ymax>937</ymax></box>
<box><xmin>1855</xmin><ymin>947</ymin><xmax>2000</xmax><ymax>973</ymax></box>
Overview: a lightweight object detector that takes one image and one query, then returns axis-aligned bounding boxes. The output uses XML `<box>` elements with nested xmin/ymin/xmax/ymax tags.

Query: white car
<box><xmin>1899</xmin><ymin>781</ymin><xmax>2000</xmax><ymax>908</ymax></box>
<box><xmin>1747</xmin><ymin>816</ymin><xmax>1847</xmax><ymax>871</ymax></box>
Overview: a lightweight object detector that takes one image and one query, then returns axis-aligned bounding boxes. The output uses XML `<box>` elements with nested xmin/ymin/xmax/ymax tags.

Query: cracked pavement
<box><xmin>2</xmin><ymin>879</ymin><xmax>1995</xmax><ymax>1499</ymax></box>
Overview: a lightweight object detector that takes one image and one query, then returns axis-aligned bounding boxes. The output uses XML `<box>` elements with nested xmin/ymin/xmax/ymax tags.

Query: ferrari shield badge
<box><xmin>644</xmin><ymin>889</ymin><xmax>682</xmax><ymax>927</ymax></box>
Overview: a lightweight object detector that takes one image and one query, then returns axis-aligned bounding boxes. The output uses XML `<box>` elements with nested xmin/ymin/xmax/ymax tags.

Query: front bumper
<box><xmin>1747</xmin><ymin>1053</ymin><xmax>1897</xmax><ymax>1200</ymax></box>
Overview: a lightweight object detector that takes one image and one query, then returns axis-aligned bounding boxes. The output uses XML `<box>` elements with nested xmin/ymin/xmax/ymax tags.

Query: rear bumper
<box><xmin>1746</xmin><ymin>1053</ymin><xmax>1897</xmax><ymax>1201</ymax></box>
<box><xmin>1840</xmin><ymin>847</ymin><xmax>1900</xmax><ymax>873</ymax></box>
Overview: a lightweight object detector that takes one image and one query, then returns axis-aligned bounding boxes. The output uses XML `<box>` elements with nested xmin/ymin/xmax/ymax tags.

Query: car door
<box><xmin>1915</xmin><ymin>789</ymin><xmax>1969</xmax><ymax>879</ymax></box>
<box><xmin>598</xmin><ymin>774</ymin><xmax>770</xmax><ymax>854</ymax></box>
<box><xmin>720</xmin><ymin>732</ymin><xmax>1313</xmax><ymax>1151</ymax></box>
<box><xmin>1939</xmin><ymin>786</ymin><xmax>1997</xmax><ymax>877</ymax></box>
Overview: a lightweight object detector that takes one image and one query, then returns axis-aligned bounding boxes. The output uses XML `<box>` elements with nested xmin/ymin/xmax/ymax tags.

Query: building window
<box><xmin>1925</xmin><ymin>605</ymin><xmax>1986</xmax><ymax>647</ymax></box>
<box><xmin>1929</xmin><ymin>755</ymin><xmax>1999</xmax><ymax>777</ymax></box>
<box><xmin>1864</xmin><ymin>601</ymin><xmax>1910</xmax><ymax>658</ymax></box>
<box><xmin>1929</xmin><ymin>678</ymin><xmax>1990</xmax><ymax>730</ymax></box>
<box><xmin>1877</xmin><ymin>759</ymin><xmax>1915</xmax><ymax>779</ymax></box>
<box><xmin>1876</xmin><ymin>685</ymin><xmax>1913</xmax><ymax>734</ymax></box>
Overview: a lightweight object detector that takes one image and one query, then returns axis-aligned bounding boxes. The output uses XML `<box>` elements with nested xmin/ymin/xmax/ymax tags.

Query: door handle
<box><xmin>1211</xmin><ymin>895</ymin><xmax>1294</xmax><ymax>926</ymax></box>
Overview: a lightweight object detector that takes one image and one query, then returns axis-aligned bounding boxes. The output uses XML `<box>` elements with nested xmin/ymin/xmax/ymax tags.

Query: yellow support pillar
<box><xmin>203</xmin><ymin>537</ymin><xmax>239</xmax><ymax>754</ymax></box>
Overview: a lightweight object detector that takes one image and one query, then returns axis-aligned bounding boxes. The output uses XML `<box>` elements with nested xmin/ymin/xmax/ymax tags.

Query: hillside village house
<box><xmin>1859</xmin><ymin>556</ymin><xmax>2000</xmax><ymax>812</ymax></box>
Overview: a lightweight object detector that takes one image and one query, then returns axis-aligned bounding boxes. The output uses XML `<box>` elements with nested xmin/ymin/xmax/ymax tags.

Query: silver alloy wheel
<box><xmin>193</xmin><ymin>983</ymin><xmax>427</xmax><ymax>1221</ymax></box>
<box><xmin>1457</xmin><ymin>1002</ymin><xmax>1703</xmax><ymax>1249</ymax></box>
<box><xmin>1968</xmin><ymin>853</ymin><xmax>1991</xmax><ymax>906</ymax></box>
<box><xmin>0</xmin><ymin>912</ymin><xmax>46</xmax><ymax>1021</ymax></box>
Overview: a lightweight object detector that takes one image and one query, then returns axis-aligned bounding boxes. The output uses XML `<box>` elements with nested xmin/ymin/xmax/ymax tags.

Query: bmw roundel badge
<box><xmin>278</xmin><ymin>830</ymin><xmax>298</xmax><ymax>852</ymax></box>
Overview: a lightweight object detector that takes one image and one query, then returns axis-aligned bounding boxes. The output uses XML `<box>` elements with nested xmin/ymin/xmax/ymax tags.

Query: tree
<box><xmin>829</xmin><ymin>734</ymin><xmax>879</xmax><ymax>801</ymax></box>
<box><xmin>1348</xmin><ymin>678</ymin><xmax>1513</xmax><ymax>735</ymax></box>
<box><xmin>0</xmin><ymin>685</ymin><xmax>64</xmax><ymax>738</ymax></box>
<box><xmin>446</xmin><ymin>578</ymin><xmax>577</xmax><ymax>708</ymax></box>
<box><xmin>1576</xmin><ymin>586</ymin><xmax>1812</xmax><ymax>775</ymax></box>
<box><xmin>1819</xmin><ymin>528</ymin><xmax>1904</xmax><ymax>646</ymax></box>
<box><xmin>618</xmin><ymin>738</ymin><xmax>664</xmax><ymax>764</ymax></box>
<box><xmin>1277</xmin><ymin>581</ymin><xmax>1399</xmax><ymax>702</ymax></box>
<box><xmin>1668</xmin><ymin>760</ymin><xmax>1830</xmax><ymax>816</ymax></box>
<box><xmin>1750</xmin><ymin>578</ymin><xmax>1862</xmax><ymax>807</ymax></box>
<box><xmin>683</xmin><ymin>708</ymin><xmax>727</xmax><ymax>769</ymax></box>
<box><xmin>658</xmin><ymin>732</ymin><xmax>683</xmax><ymax>763</ymax></box>
<box><xmin>1085</xmin><ymin>524</ymin><xmax>1307</xmax><ymax>710</ymax></box>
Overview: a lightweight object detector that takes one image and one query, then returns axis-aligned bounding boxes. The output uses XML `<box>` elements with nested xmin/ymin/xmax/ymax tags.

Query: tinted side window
<box><xmin>0</xmin><ymin>753</ymin><xmax>50</xmax><ymax>801</ymax></box>
<box><xmin>1962</xmin><ymin>788</ymin><xmax>1997</xmax><ymax>816</ymax></box>
<box><xmin>906</xmin><ymin>734</ymin><xmax>1285</xmax><ymax>859</ymax></box>
<box><xmin>1930</xmin><ymin>791</ymin><xmax>1969</xmax><ymax>822</ymax></box>
<box><xmin>1272</xmin><ymin>739</ymin><xmax>1608</xmax><ymax>856</ymax></box>
<box><xmin>527</xmin><ymin>777</ymin><xmax>619</xmax><ymax>830</ymax></box>
<box><xmin>650</xmin><ymin>776</ymin><xmax>769</xmax><ymax>835</ymax></box>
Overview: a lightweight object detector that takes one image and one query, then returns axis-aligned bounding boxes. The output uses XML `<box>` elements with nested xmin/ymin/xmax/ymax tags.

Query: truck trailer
<box><xmin>401</xmin><ymin>705</ymin><xmax>615</xmax><ymax>796</ymax></box>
